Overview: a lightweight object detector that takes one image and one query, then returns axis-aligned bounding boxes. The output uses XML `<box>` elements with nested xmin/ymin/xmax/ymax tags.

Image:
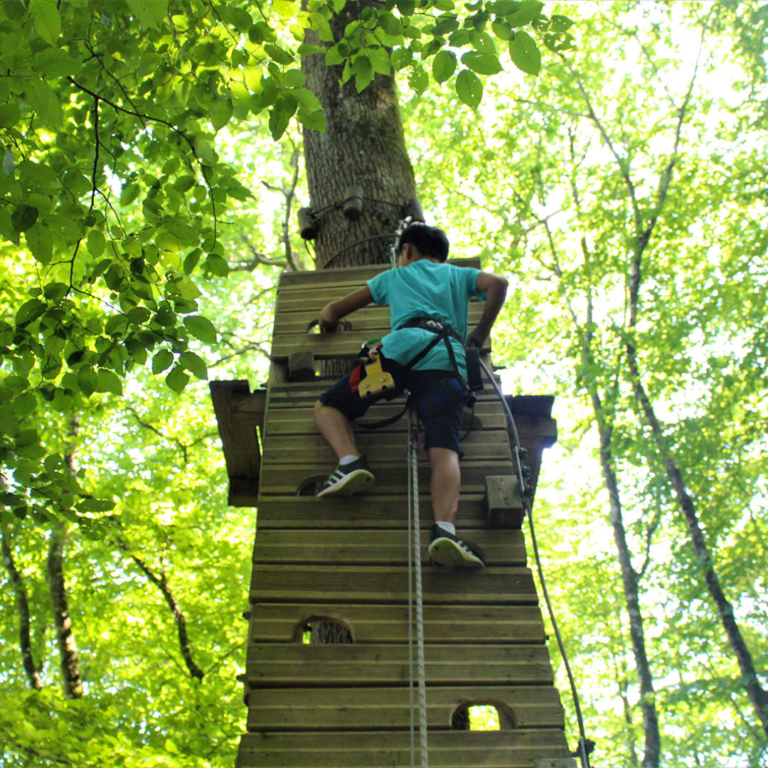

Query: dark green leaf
<box><xmin>15</xmin><ymin>298</ymin><xmax>46</xmax><ymax>326</ymax></box>
<box><xmin>509</xmin><ymin>30</ymin><xmax>540</xmax><ymax>75</ymax></box>
<box><xmin>461</xmin><ymin>51</ymin><xmax>503</xmax><ymax>74</ymax></box>
<box><xmin>432</xmin><ymin>50</ymin><xmax>457</xmax><ymax>82</ymax></box>
<box><xmin>165</xmin><ymin>364</ymin><xmax>190</xmax><ymax>393</ymax></box>
<box><xmin>96</xmin><ymin>368</ymin><xmax>123</xmax><ymax>396</ymax></box>
<box><xmin>455</xmin><ymin>68</ymin><xmax>482</xmax><ymax>108</ymax></box>
<box><xmin>152</xmin><ymin>349</ymin><xmax>174</xmax><ymax>374</ymax></box>
<box><xmin>11</xmin><ymin>205</ymin><xmax>39</xmax><ymax>233</ymax></box>
<box><xmin>179</xmin><ymin>351</ymin><xmax>208</xmax><ymax>380</ymax></box>
<box><xmin>184</xmin><ymin>315</ymin><xmax>218</xmax><ymax>344</ymax></box>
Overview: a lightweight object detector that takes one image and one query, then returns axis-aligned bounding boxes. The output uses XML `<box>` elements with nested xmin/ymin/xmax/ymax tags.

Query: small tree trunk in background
<box><xmin>1</xmin><ymin>530</ymin><xmax>44</xmax><ymax>691</ymax></box>
<box><xmin>47</xmin><ymin>521</ymin><xmax>83</xmax><ymax>699</ymax></box>
<box><xmin>302</xmin><ymin>0</ymin><xmax>416</xmax><ymax>269</ymax></box>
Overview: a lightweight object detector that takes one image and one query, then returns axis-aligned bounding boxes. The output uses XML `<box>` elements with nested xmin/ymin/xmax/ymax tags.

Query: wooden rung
<box><xmin>249</xmin><ymin>565</ymin><xmax>537</xmax><ymax>606</ymax></box>
<box><xmin>245</xmin><ymin>643</ymin><xmax>553</xmax><ymax>688</ymax></box>
<box><xmin>245</xmin><ymin>684</ymin><xmax>565</xmax><ymax>731</ymax></box>
<box><xmin>237</xmin><ymin>729</ymin><xmax>571</xmax><ymax>768</ymax></box>
<box><xmin>252</xmin><ymin>528</ymin><xmax>527</xmax><ymax>567</ymax></box>
<box><xmin>248</xmin><ymin>602</ymin><xmax>547</xmax><ymax>644</ymax></box>
<box><xmin>254</xmin><ymin>493</ymin><xmax>506</xmax><ymax>529</ymax></box>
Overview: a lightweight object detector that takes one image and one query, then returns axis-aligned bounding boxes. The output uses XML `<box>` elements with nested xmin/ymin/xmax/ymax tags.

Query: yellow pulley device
<box><xmin>358</xmin><ymin>348</ymin><xmax>396</xmax><ymax>398</ymax></box>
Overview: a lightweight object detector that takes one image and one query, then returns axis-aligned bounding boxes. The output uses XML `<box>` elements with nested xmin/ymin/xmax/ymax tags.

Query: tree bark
<box><xmin>1</xmin><ymin>530</ymin><xmax>44</xmax><ymax>691</ymax></box>
<box><xmin>118</xmin><ymin>540</ymin><xmax>205</xmax><ymax>680</ymax></box>
<box><xmin>625</xmin><ymin>343</ymin><xmax>768</xmax><ymax>738</ymax></box>
<box><xmin>302</xmin><ymin>0</ymin><xmax>416</xmax><ymax>268</ymax></box>
<box><xmin>47</xmin><ymin>522</ymin><xmax>83</xmax><ymax>699</ymax></box>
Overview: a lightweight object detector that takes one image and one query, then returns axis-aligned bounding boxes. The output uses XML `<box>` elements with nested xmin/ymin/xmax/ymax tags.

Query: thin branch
<box><xmin>116</xmin><ymin>539</ymin><xmax>204</xmax><ymax>680</ymax></box>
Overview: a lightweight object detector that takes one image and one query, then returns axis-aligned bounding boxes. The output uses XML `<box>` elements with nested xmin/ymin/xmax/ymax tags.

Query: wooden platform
<box><xmin>209</xmin><ymin>263</ymin><xmax>574</xmax><ymax>768</ymax></box>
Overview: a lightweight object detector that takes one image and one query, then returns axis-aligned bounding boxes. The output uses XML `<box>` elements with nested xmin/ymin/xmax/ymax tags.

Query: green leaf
<box><xmin>184</xmin><ymin>315</ymin><xmax>218</xmax><ymax>344</ymax></box>
<box><xmin>273</xmin><ymin>0</ymin><xmax>296</xmax><ymax>19</ymax></box>
<box><xmin>0</xmin><ymin>103</ymin><xmax>21</xmax><ymax>129</ymax></box>
<box><xmin>294</xmin><ymin>88</ymin><xmax>322</xmax><ymax>115</ymax></box>
<box><xmin>432</xmin><ymin>16</ymin><xmax>459</xmax><ymax>35</ymax></box>
<box><xmin>309</xmin><ymin>12</ymin><xmax>333</xmax><ymax>42</ymax></box>
<box><xmin>96</xmin><ymin>368</ymin><xmax>123</xmax><ymax>396</ymax></box>
<box><xmin>378</xmin><ymin>12</ymin><xmax>403</xmax><ymax>36</ymax></box>
<box><xmin>32</xmin><ymin>48</ymin><xmax>80</xmax><ymax>78</ymax></box>
<box><xmin>391</xmin><ymin>48</ymin><xmax>413</xmax><ymax>70</ymax></box>
<box><xmin>284</xmin><ymin>68</ymin><xmax>306</xmax><ymax>87</ymax></box>
<box><xmin>165</xmin><ymin>364</ymin><xmax>190</xmax><ymax>393</ymax></box>
<box><xmin>353</xmin><ymin>55</ymin><xmax>374</xmax><ymax>93</ymax></box>
<box><xmin>408</xmin><ymin>65</ymin><xmax>428</xmax><ymax>94</ymax></box>
<box><xmin>43</xmin><ymin>282</ymin><xmax>68</xmax><ymax>301</ymax></box>
<box><xmin>87</xmin><ymin>229</ymin><xmax>106</xmax><ymax>257</ymax></box>
<box><xmin>29</xmin><ymin>0</ymin><xmax>61</xmax><ymax>45</ymax></box>
<box><xmin>396</xmin><ymin>0</ymin><xmax>415</xmax><ymax>15</ymax></box>
<box><xmin>120</xmin><ymin>183</ymin><xmax>141</xmax><ymax>206</ymax></box>
<box><xmin>264</xmin><ymin>43</ymin><xmax>295</xmax><ymax>66</ymax></box>
<box><xmin>506</xmin><ymin>0</ymin><xmax>543</xmax><ymax>27</ymax></box>
<box><xmin>15</xmin><ymin>299</ymin><xmax>46</xmax><ymax>326</ymax></box>
<box><xmin>25</xmin><ymin>226</ymin><xmax>52</xmax><ymax>265</ymax></box>
<box><xmin>76</xmin><ymin>366</ymin><xmax>97</xmax><ymax>397</ymax></box>
<box><xmin>25</xmin><ymin>79</ymin><xmax>62</xmax><ymax>128</ymax></box>
<box><xmin>179</xmin><ymin>351</ymin><xmax>208</xmax><ymax>380</ymax></box>
<box><xmin>432</xmin><ymin>50</ymin><xmax>457</xmax><ymax>83</ymax></box>
<box><xmin>491</xmin><ymin>20</ymin><xmax>513</xmax><ymax>40</ymax></box>
<box><xmin>455</xmin><ymin>68</ymin><xmax>483</xmax><ymax>108</ymax></box>
<box><xmin>11</xmin><ymin>205</ymin><xmax>38</xmax><ymax>233</ymax></box>
<box><xmin>152</xmin><ymin>349</ymin><xmax>174</xmax><ymax>374</ymax></box>
<box><xmin>14</xmin><ymin>392</ymin><xmax>37</xmax><ymax>417</ymax></box>
<box><xmin>298</xmin><ymin>108</ymin><xmax>326</xmax><ymax>133</ymax></box>
<box><xmin>550</xmin><ymin>13</ymin><xmax>574</xmax><ymax>32</ymax></box>
<box><xmin>268</xmin><ymin>92</ymin><xmax>297</xmax><ymax>140</ymax></box>
<box><xmin>509</xmin><ymin>30</ymin><xmax>540</xmax><ymax>75</ymax></box>
<box><xmin>125</xmin><ymin>0</ymin><xmax>169</xmax><ymax>29</ymax></box>
<box><xmin>461</xmin><ymin>51</ymin><xmax>503</xmax><ymax>75</ymax></box>
<box><xmin>209</xmin><ymin>99</ymin><xmax>233</xmax><ymax>131</ymax></box>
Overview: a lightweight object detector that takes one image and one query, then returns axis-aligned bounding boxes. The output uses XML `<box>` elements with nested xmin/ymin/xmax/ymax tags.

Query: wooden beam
<box><xmin>210</xmin><ymin>380</ymin><xmax>262</xmax><ymax>507</ymax></box>
<box><xmin>485</xmin><ymin>475</ymin><xmax>524</xmax><ymax>529</ymax></box>
<box><xmin>237</xmin><ymin>730</ymin><xmax>571</xmax><ymax>768</ymax></box>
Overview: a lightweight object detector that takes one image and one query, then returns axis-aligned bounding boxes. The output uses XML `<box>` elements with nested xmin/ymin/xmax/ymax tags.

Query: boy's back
<box><xmin>367</xmin><ymin>260</ymin><xmax>485</xmax><ymax>375</ymax></box>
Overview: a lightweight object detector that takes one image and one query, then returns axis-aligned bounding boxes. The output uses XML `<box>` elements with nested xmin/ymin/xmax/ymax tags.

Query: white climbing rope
<box><xmin>407</xmin><ymin>410</ymin><xmax>429</xmax><ymax>768</ymax></box>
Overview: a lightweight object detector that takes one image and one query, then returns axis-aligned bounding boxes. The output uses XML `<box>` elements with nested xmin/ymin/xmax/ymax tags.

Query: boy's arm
<box><xmin>467</xmin><ymin>272</ymin><xmax>508</xmax><ymax>348</ymax></box>
<box><xmin>319</xmin><ymin>286</ymin><xmax>374</xmax><ymax>332</ymax></box>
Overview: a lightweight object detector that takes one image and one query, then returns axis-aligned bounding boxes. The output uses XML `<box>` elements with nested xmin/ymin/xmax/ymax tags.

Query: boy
<box><xmin>313</xmin><ymin>224</ymin><xmax>508</xmax><ymax>568</ymax></box>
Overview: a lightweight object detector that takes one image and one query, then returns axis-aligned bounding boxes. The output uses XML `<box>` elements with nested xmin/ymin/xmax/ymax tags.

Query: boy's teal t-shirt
<box><xmin>366</xmin><ymin>260</ymin><xmax>484</xmax><ymax>375</ymax></box>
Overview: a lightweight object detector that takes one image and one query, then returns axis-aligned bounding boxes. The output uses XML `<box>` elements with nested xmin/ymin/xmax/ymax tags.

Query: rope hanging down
<box><xmin>478</xmin><ymin>359</ymin><xmax>592</xmax><ymax>768</ymax></box>
<box><xmin>407</xmin><ymin>410</ymin><xmax>429</xmax><ymax>768</ymax></box>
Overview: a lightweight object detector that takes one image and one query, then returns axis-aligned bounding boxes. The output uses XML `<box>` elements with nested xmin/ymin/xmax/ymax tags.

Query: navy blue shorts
<box><xmin>318</xmin><ymin>359</ymin><xmax>466</xmax><ymax>456</ymax></box>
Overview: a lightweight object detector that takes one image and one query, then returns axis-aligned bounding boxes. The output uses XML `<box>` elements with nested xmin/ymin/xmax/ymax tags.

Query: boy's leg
<box><xmin>314</xmin><ymin>372</ymin><xmax>376</xmax><ymax>497</ymax></box>
<box><xmin>429</xmin><ymin>447</ymin><xmax>461</xmax><ymax>524</ymax></box>
<box><xmin>314</xmin><ymin>401</ymin><xmax>359</xmax><ymax>460</ymax></box>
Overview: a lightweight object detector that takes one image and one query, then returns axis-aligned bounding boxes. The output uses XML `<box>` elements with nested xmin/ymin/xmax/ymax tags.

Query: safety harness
<box><xmin>353</xmin><ymin>317</ymin><xmax>482</xmax><ymax>431</ymax></box>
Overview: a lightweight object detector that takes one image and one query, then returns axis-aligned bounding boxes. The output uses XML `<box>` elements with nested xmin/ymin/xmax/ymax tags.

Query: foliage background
<box><xmin>1</xmin><ymin>0</ymin><xmax>767</xmax><ymax>766</ymax></box>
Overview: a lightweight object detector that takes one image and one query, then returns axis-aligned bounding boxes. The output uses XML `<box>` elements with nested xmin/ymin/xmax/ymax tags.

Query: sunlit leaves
<box><xmin>184</xmin><ymin>316</ymin><xmax>218</xmax><ymax>345</ymax></box>
<box><xmin>28</xmin><ymin>0</ymin><xmax>61</xmax><ymax>45</ymax></box>
<box><xmin>125</xmin><ymin>0</ymin><xmax>169</xmax><ymax>29</ymax></box>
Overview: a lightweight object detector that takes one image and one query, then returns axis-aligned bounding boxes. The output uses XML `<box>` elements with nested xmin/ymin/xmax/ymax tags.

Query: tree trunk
<box><xmin>591</xmin><ymin>397</ymin><xmax>661</xmax><ymax>768</ymax></box>
<box><xmin>1</xmin><ymin>530</ymin><xmax>44</xmax><ymax>691</ymax></box>
<box><xmin>302</xmin><ymin>0</ymin><xmax>416</xmax><ymax>269</ymax></box>
<box><xmin>47</xmin><ymin>522</ymin><xmax>83</xmax><ymax>699</ymax></box>
<box><xmin>625</xmin><ymin>342</ymin><xmax>768</xmax><ymax>738</ymax></box>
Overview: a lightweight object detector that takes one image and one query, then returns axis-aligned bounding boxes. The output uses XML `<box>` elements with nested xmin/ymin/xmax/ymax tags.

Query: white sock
<box><xmin>435</xmin><ymin>521</ymin><xmax>456</xmax><ymax>536</ymax></box>
<box><xmin>339</xmin><ymin>454</ymin><xmax>360</xmax><ymax>465</ymax></box>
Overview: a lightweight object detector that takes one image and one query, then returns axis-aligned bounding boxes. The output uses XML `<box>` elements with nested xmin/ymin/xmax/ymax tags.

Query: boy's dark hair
<box><xmin>398</xmin><ymin>223</ymin><xmax>450</xmax><ymax>263</ymax></box>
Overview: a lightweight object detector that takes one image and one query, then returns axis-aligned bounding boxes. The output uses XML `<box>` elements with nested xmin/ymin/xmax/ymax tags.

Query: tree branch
<box><xmin>116</xmin><ymin>539</ymin><xmax>204</xmax><ymax>680</ymax></box>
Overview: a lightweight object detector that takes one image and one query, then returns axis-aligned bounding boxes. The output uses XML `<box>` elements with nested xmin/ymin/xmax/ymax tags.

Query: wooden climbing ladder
<box><xmin>210</xmin><ymin>260</ymin><xmax>577</xmax><ymax>768</ymax></box>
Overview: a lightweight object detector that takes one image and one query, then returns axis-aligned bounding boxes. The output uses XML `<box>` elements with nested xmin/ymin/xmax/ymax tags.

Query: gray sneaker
<box><xmin>428</xmin><ymin>524</ymin><xmax>485</xmax><ymax>568</ymax></box>
<box><xmin>317</xmin><ymin>455</ymin><xmax>375</xmax><ymax>497</ymax></box>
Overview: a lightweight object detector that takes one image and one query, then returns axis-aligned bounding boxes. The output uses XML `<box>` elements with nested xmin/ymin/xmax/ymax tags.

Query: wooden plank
<box><xmin>272</xmin><ymin>334</ymin><xmax>490</xmax><ymax>360</ymax></box>
<box><xmin>254</xmin><ymin>494</ymin><xmax>505</xmax><ymax>529</ymax></box>
<box><xmin>252</xmin><ymin>529</ymin><xmax>526</xmax><ymax>567</ymax></box>
<box><xmin>237</xmin><ymin>730</ymin><xmax>570</xmax><ymax>768</ymax></box>
<box><xmin>209</xmin><ymin>381</ymin><xmax>261</xmax><ymax>504</ymax></box>
<box><xmin>249</xmin><ymin>565</ymin><xmax>537</xmax><ymax>606</ymax></box>
<box><xmin>245</xmin><ymin>685</ymin><xmax>565</xmax><ymax>731</ymax></box>
<box><xmin>248</xmin><ymin>603</ymin><xmax>547</xmax><ymax>644</ymax></box>
<box><xmin>256</xmin><ymin>461</ymin><xmax>516</xmax><ymax>497</ymax></box>
<box><xmin>274</xmin><ymin>259</ymin><xmax>482</xmax><ymax>291</ymax></box>
<box><xmin>245</xmin><ymin>644</ymin><xmax>553</xmax><ymax>688</ymax></box>
<box><xmin>261</xmin><ymin>431</ymin><xmax>513</xmax><ymax>464</ymax></box>
<box><xmin>486</xmin><ymin>476</ymin><xmax>524</xmax><ymax>529</ymax></box>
